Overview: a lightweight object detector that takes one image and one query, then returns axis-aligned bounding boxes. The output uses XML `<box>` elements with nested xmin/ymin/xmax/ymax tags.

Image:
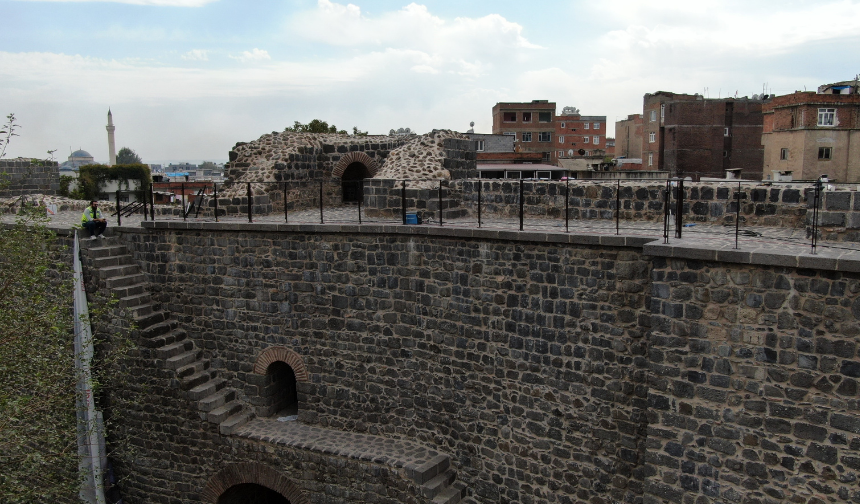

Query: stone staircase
<box><xmin>80</xmin><ymin>236</ymin><xmax>254</xmax><ymax>435</ymax></box>
<box><xmin>408</xmin><ymin>454</ymin><xmax>469</xmax><ymax>504</ymax></box>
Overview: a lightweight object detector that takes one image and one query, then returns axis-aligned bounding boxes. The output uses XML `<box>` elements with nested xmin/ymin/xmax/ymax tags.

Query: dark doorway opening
<box><xmin>218</xmin><ymin>483</ymin><xmax>291</xmax><ymax>504</ymax></box>
<box><xmin>265</xmin><ymin>361</ymin><xmax>298</xmax><ymax>417</ymax></box>
<box><xmin>342</xmin><ymin>162</ymin><xmax>369</xmax><ymax>203</ymax></box>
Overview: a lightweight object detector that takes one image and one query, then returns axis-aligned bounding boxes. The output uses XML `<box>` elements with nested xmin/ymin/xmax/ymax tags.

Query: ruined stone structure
<box><xmin>73</xmin><ymin>217</ymin><xmax>860</xmax><ymax>504</ymax></box>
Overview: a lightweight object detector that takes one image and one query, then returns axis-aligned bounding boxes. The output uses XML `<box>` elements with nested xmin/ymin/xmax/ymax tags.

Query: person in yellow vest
<box><xmin>81</xmin><ymin>200</ymin><xmax>107</xmax><ymax>240</ymax></box>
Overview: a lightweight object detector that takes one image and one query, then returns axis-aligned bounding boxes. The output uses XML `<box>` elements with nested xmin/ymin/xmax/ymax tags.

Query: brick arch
<box><xmin>332</xmin><ymin>151</ymin><xmax>378</xmax><ymax>179</ymax></box>
<box><xmin>254</xmin><ymin>346</ymin><xmax>309</xmax><ymax>381</ymax></box>
<box><xmin>200</xmin><ymin>462</ymin><xmax>309</xmax><ymax>504</ymax></box>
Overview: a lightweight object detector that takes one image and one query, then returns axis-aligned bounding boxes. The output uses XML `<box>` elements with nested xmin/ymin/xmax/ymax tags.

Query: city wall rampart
<box><xmin>99</xmin><ymin>221</ymin><xmax>860</xmax><ymax>504</ymax></box>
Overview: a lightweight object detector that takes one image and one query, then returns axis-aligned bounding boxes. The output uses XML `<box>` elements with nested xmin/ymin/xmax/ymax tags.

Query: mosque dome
<box><xmin>71</xmin><ymin>149</ymin><xmax>93</xmax><ymax>158</ymax></box>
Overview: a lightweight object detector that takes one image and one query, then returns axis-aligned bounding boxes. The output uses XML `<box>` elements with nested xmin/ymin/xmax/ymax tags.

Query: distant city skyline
<box><xmin>2</xmin><ymin>0</ymin><xmax>859</xmax><ymax>162</ymax></box>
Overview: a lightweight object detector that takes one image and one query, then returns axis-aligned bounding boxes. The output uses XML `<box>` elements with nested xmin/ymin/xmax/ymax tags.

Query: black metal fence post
<box><xmin>811</xmin><ymin>179</ymin><xmax>822</xmax><ymax>254</ymax></box>
<box><xmin>734</xmin><ymin>181</ymin><xmax>741</xmax><ymax>249</ymax></box>
<box><xmin>149</xmin><ymin>184</ymin><xmax>155</xmax><ymax>221</ymax></box>
<box><xmin>675</xmin><ymin>178</ymin><xmax>684</xmax><ymax>239</ymax></box>
<box><xmin>663</xmin><ymin>180</ymin><xmax>670</xmax><ymax>244</ymax></box>
<box><xmin>246</xmin><ymin>182</ymin><xmax>252</xmax><ymax>223</ymax></box>
<box><xmin>214</xmin><ymin>183</ymin><xmax>219</xmax><ymax>223</ymax></box>
<box><xmin>319</xmin><ymin>179</ymin><xmax>324</xmax><ymax>224</ymax></box>
<box><xmin>477</xmin><ymin>180</ymin><xmax>482</xmax><ymax>228</ymax></box>
<box><xmin>116</xmin><ymin>190</ymin><xmax>122</xmax><ymax>227</ymax></box>
<box><xmin>142</xmin><ymin>184</ymin><xmax>148</xmax><ymax>221</ymax></box>
<box><xmin>283</xmin><ymin>182</ymin><xmax>288</xmax><ymax>223</ymax></box>
<box><xmin>181</xmin><ymin>183</ymin><xmax>187</xmax><ymax>221</ymax></box>
<box><xmin>401</xmin><ymin>180</ymin><xmax>407</xmax><ymax>225</ymax></box>
<box><xmin>565</xmin><ymin>178</ymin><xmax>569</xmax><ymax>233</ymax></box>
<box><xmin>519</xmin><ymin>179</ymin><xmax>524</xmax><ymax>231</ymax></box>
<box><xmin>616</xmin><ymin>179</ymin><xmax>621</xmax><ymax>235</ymax></box>
<box><xmin>438</xmin><ymin>180</ymin><xmax>443</xmax><ymax>227</ymax></box>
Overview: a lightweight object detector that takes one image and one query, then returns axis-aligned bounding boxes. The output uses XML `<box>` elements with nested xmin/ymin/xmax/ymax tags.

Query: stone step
<box><xmin>421</xmin><ymin>469</ymin><xmax>457</xmax><ymax>499</ymax></box>
<box><xmin>406</xmin><ymin>454</ymin><xmax>450</xmax><ymax>485</ymax></box>
<box><xmin>98</xmin><ymin>264</ymin><xmax>139</xmax><ymax>280</ymax></box>
<box><xmin>106</xmin><ymin>273</ymin><xmax>147</xmax><ymax>290</ymax></box>
<box><xmin>135</xmin><ymin>309</ymin><xmax>169</xmax><ymax>330</ymax></box>
<box><xmin>138</xmin><ymin>319</ymin><xmax>179</xmax><ymax>340</ymax></box>
<box><xmin>144</xmin><ymin>328</ymin><xmax>187</xmax><ymax>349</ymax></box>
<box><xmin>84</xmin><ymin>244</ymin><xmax>128</xmax><ymax>259</ymax></box>
<box><xmin>112</xmin><ymin>282</ymin><xmax>147</xmax><ymax>299</ymax></box>
<box><xmin>219</xmin><ymin>410</ymin><xmax>255</xmax><ymax>436</ymax></box>
<box><xmin>165</xmin><ymin>349</ymin><xmax>203</xmax><ymax>370</ymax></box>
<box><xmin>93</xmin><ymin>254</ymin><xmax>135</xmax><ymax>269</ymax></box>
<box><xmin>208</xmin><ymin>401</ymin><xmax>243</xmax><ymax>424</ymax></box>
<box><xmin>177</xmin><ymin>359</ymin><xmax>209</xmax><ymax>379</ymax></box>
<box><xmin>120</xmin><ymin>292</ymin><xmax>151</xmax><ymax>309</ymax></box>
<box><xmin>432</xmin><ymin>482</ymin><xmax>466</xmax><ymax>504</ymax></box>
<box><xmin>199</xmin><ymin>388</ymin><xmax>236</xmax><ymax>412</ymax></box>
<box><xmin>188</xmin><ymin>377</ymin><xmax>228</xmax><ymax>401</ymax></box>
<box><xmin>127</xmin><ymin>302</ymin><xmax>153</xmax><ymax>318</ymax></box>
<box><xmin>79</xmin><ymin>236</ymin><xmax>118</xmax><ymax>250</ymax></box>
<box><xmin>156</xmin><ymin>339</ymin><xmax>194</xmax><ymax>359</ymax></box>
<box><xmin>180</xmin><ymin>369</ymin><xmax>215</xmax><ymax>391</ymax></box>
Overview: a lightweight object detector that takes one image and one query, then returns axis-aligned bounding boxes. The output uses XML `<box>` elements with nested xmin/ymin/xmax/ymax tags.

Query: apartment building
<box><xmin>615</xmin><ymin>114</ymin><xmax>644</xmax><ymax>160</ymax></box>
<box><xmin>642</xmin><ymin>92</ymin><xmax>766</xmax><ymax>179</ymax></box>
<box><xmin>762</xmin><ymin>80</ymin><xmax>860</xmax><ymax>182</ymax></box>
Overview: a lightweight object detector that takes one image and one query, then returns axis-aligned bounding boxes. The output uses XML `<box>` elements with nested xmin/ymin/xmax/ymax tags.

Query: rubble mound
<box><xmin>374</xmin><ymin>130</ymin><xmax>467</xmax><ymax>187</ymax></box>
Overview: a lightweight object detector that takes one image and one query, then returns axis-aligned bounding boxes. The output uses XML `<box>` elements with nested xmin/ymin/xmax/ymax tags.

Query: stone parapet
<box><xmin>0</xmin><ymin>159</ymin><xmax>59</xmax><ymax>197</ymax></box>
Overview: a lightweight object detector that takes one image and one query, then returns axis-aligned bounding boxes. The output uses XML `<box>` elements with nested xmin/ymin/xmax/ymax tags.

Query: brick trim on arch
<box><xmin>200</xmin><ymin>462</ymin><xmax>309</xmax><ymax>504</ymax></box>
<box><xmin>332</xmin><ymin>151</ymin><xmax>378</xmax><ymax>179</ymax></box>
<box><xmin>253</xmin><ymin>346</ymin><xmax>309</xmax><ymax>382</ymax></box>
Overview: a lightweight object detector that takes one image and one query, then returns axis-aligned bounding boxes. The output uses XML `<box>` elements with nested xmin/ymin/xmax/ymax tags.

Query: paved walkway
<box><xmin>3</xmin><ymin>206</ymin><xmax>852</xmax><ymax>258</ymax></box>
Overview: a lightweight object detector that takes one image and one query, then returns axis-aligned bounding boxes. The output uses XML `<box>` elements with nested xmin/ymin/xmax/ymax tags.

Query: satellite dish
<box><xmin>578</xmin><ymin>149</ymin><xmax>586</xmax><ymax>156</ymax></box>
<box><xmin>470</xmin><ymin>121</ymin><xmax>475</xmax><ymax>127</ymax></box>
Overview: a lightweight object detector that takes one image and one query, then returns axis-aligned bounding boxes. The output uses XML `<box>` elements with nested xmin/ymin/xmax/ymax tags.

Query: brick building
<box><xmin>762</xmin><ymin>80</ymin><xmax>860</xmax><ymax>182</ymax></box>
<box><xmin>614</xmin><ymin>114</ymin><xmax>644</xmax><ymax>160</ymax></box>
<box><xmin>491</xmin><ymin>101</ymin><xmax>607</xmax><ymax>166</ymax></box>
<box><xmin>642</xmin><ymin>92</ymin><xmax>766</xmax><ymax>179</ymax></box>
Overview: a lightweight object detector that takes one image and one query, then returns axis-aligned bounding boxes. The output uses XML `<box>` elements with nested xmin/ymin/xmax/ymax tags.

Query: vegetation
<box><xmin>0</xmin><ymin>113</ymin><xmax>19</xmax><ymax>159</ymax></box>
<box><xmin>116</xmin><ymin>147</ymin><xmax>142</xmax><ymax>165</ymax></box>
<box><xmin>285</xmin><ymin>119</ymin><xmax>367</xmax><ymax>135</ymax></box>
<box><xmin>71</xmin><ymin>163</ymin><xmax>152</xmax><ymax>201</ymax></box>
<box><xmin>59</xmin><ymin>174</ymin><xmax>75</xmax><ymax>197</ymax></box>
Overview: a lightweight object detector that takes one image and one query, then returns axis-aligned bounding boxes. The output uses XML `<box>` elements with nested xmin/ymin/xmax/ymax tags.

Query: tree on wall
<box><xmin>284</xmin><ymin>119</ymin><xmax>349</xmax><ymax>135</ymax></box>
<box><xmin>116</xmin><ymin>147</ymin><xmax>142</xmax><ymax>165</ymax></box>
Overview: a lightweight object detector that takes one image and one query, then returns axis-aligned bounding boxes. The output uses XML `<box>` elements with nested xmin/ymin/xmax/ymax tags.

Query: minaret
<box><xmin>106</xmin><ymin>109</ymin><xmax>116</xmax><ymax>166</ymax></box>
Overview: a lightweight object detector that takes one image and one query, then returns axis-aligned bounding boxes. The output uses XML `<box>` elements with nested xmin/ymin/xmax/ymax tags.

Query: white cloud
<box><xmin>231</xmin><ymin>48</ymin><xmax>271</xmax><ymax>63</ymax></box>
<box><xmin>14</xmin><ymin>0</ymin><xmax>217</xmax><ymax>6</ymax></box>
<box><xmin>181</xmin><ymin>49</ymin><xmax>208</xmax><ymax>61</ymax></box>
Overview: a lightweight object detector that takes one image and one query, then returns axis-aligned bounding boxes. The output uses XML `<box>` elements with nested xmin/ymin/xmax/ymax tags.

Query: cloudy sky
<box><xmin>2</xmin><ymin>0</ymin><xmax>859</xmax><ymax>164</ymax></box>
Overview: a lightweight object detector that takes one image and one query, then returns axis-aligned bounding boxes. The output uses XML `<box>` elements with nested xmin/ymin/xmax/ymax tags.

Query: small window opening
<box><xmin>264</xmin><ymin>361</ymin><xmax>298</xmax><ymax>417</ymax></box>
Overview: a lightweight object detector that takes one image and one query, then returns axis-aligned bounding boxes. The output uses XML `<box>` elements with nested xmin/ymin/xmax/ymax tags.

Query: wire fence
<box><xmin>120</xmin><ymin>177</ymin><xmax>848</xmax><ymax>254</ymax></box>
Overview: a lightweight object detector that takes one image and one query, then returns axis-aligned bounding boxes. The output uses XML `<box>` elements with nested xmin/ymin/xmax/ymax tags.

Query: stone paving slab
<box><xmin>235</xmin><ymin>417</ymin><xmax>440</xmax><ymax>471</ymax></box>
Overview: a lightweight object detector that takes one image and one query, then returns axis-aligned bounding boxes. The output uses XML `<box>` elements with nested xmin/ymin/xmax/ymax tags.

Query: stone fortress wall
<box><xmin>103</xmin><ymin>221</ymin><xmax>860</xmax><ymax>504</ymax></box>
<box><xmin>0</xmin><ymin>158</ymin><xmax>59</xmax><ymax>198</ymax></box>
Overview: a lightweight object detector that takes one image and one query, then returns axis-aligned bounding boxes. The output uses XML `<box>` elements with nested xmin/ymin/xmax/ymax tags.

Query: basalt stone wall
<box><xmin>109</xmin><ymin>223</ymin><xmax>860</xmax><ymax>504</ymax></box>
<box><xmin>119</xmin><ymin>225</ymin><xmax>654</xmax><ymax>504</ymax></box>
<box><xmin>0</xmin><ymin>159</ymin><xmax>59</xmax><ymax>197</ymax></box>
<box><xmin>643</xmin><ymin>255</ymin><xmax>860</xmax><ymax>504</ymax></box>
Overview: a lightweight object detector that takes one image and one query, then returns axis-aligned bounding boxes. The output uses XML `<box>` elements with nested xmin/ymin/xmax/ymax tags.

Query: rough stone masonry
<box><xmin>97</xmin><ymin>221</ymin><xmax>860</xmax><ymax>504</ymax></box>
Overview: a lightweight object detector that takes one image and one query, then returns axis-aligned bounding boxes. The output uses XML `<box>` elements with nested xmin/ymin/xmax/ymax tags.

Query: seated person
<box><xmin>81</xmin><ymin>200</ymin><xmax>107</xmax><ymax>240</ymax></box>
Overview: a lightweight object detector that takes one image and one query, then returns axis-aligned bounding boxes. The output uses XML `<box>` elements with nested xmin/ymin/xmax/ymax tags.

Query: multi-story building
<box><xmin>492</xmin><ymin>101</ymin><xmax>557</xmax><ymax>163</ymax></box>
<box><xmin>615</xmin><ymin>114</ymin><xmax>644</xmax><ymax>160</ymax></box>
<box><xmin>642</xmin><ymin>92</ymin><xmax>766</xmax><ymax>179</ymax></box>
<box><xmin>491</xmin><ymin>101</ymin><xmax>607</xmax><ymax>166</ymax></box>
<box><xmin>762</xmin><ymin>80</ymin><xmax>860</xmax><ymax>182</ymax></box>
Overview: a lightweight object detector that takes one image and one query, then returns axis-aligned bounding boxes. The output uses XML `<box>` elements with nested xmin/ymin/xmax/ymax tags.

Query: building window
<box><xmin>522</xmin><ymin>132</ymin><xmax>532</xmax><ymax>142</ymax></box>
<box><xmin>584</xmin><ymin>123</ymin><xmax>589</xmax><ymax>130</ymax></box>
<box><xmin>593</xmin><ymin>136</ymin><xmax>598</xmax><ymax>144</ymax></box>
<box><xmin>538</xmin><ymin>132</ymin><xmax>552</xmax><ymax>142</ymax></box>
<box><xmin>648</xmin><ymin>153</ymin><xmax>653</xmax><ymax>166</ymax></box>
<box><xmin>819</xmin><ymin>147</ymin><xmax>832</xmax><ymax>160</ymax></box>
<box><xmin>542</xmin><ymin>152</ymin><xmax>550</xmax><ymax>161</ymax></box>
<box><xmin>818</xmin><ymin>108</ymin><xmax>835</xmax><ymax>126</ymax></box>
<box><xmin>648</xmin><ymin>132</ymin><xmax>655</xmax><ymax>143</ymax></box>
<box><xmin>503</xmin><ymin>132</ymin><xmax>516</xmax><ymax>137</ymax></box>
<box><xmin>650</xmin><ymin>110</ymin><xmax>657</xmax><ymax>122</ymax></box>
<box><xmin>476</xmin><ymin>140</ymin><xmax>484</xmax><ymax>152</ymax></box>
<box><xmin>723</xmin><ymin>150</ymin><xmax>728</xmax><ymax>158</ymax></box>
<box><xmin>583</xmin><ymin>136</ymin><xmax>589</xmax><ymax>143</ymax></box>
<box><xmin>780</xmin><ymin>148</ymin><xmax>788</xmax><ymax>160</ymax></box>
<box><xmin>539</xmin><ymin>112</ymin><xmax>551</xmax><ymax>122</ymax></box>
<box><xmin>660</xmin><ymin>104</ymin><xmax>665</xmax><ymax>121</ymax></box>
<box><xmin>557</xmin><ymin>151</ymin><xmax>563</xmax><ymax>158</ymax></box>
<box><xmin>522</xmin><ymin>112</ymin><xmax>532</xmax><ymax>123</ymax></box>
<box><xmin>503</xmin><ymin>112</ymin><xmax>516</xmax><ymax>122</ymax></box>
<box><xmin>724</xmin><ymin>127</ymin><xmax>730</xmax><ymax>137</ymax></box>
<box><xmin>559</xmin><ymin>136</ymin><xmax>564</xmax><ymax>143</ymax></box>
<box><xmin>561</xmin><ymin>122</ymin><xmax>565</xmax><ymax>128</ymax></box>
<box><xmin>593</xmin><ymin>123</ymin><xmax>599</xmax><ymax>129</ymax></box>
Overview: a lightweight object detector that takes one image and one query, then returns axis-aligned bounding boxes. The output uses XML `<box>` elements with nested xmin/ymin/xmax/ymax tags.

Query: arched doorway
<box><xmin>266</xmin><ymin>361</ymin><xmax>298</xmax><ymax>417</ymax></box>
<box><xmin>218</xmin><ymin>483</ymin><xmax>291</xmax><ymax>504</ymax></box>
<box><xmin>341</xmin><ymin>162</ymin><xmax>368</xmax><ymax>203</ymax></box>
